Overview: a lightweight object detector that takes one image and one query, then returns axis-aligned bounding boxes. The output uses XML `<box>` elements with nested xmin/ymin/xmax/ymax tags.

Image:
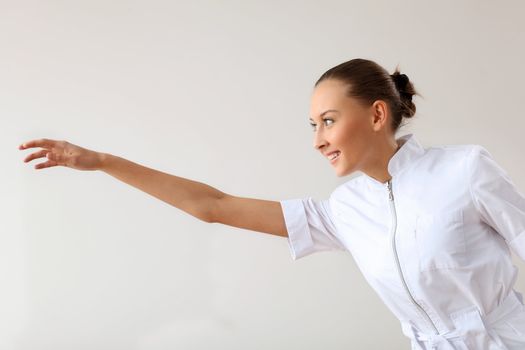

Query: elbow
<box><xmin>202</xmin><ymin>211</ymin><xmax>215</xmax><ymax>224</ymax></box>
<box><xmin>204</xmin><ymin>192</ymin><xmax>223</xmax><ymax>224</ymax></box>
<box><xmin>200</xmin><ymin>217</ymin><xmax>213</xmax><ymax>224</ymax></box>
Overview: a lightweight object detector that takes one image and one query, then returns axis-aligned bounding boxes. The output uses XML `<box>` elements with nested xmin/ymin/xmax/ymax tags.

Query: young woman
<box><xmin>19</xmin><ymin>58</ymin><xmax>525</xmax><ymax>349</ymax></box>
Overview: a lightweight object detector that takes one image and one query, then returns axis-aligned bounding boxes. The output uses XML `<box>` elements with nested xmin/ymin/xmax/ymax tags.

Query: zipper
<box><xmin>386</xmin><ymin>179</ymin><xmax>439</xmax><ymax>334</ymax></box>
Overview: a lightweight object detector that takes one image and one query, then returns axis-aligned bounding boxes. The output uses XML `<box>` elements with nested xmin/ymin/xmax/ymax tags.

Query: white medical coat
<box><xmin>280</xmin><ymin>133</ymin><xmax>525</xmax><ymax>349</ymax></box>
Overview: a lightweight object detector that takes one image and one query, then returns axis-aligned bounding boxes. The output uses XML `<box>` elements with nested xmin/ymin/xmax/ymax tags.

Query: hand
<box><xmin>19</xmin><ymin>138</ymin><xmax>105</xmax><ymax>171</ymax></box>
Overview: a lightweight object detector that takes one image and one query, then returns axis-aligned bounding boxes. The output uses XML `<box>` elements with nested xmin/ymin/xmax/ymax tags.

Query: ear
<box><xmin>370</xmin><ymin>100</ymin><xmax>389</xmax><ymax>132</ymax></box>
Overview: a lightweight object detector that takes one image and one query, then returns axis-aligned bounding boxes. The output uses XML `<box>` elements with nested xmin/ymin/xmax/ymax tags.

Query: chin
<box><xmin>335</xmin><ymin>164</ymin><xmax>354</xmax><ymax>177</ymax></box>
<box><xmin>334</xmin><ymin>166</ymin><xmax>345</xmax><ymax>177</ymax></box>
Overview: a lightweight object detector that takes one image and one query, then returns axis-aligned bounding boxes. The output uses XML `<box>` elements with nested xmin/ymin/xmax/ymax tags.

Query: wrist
<box><xmin>97</xmin><ymin>152</ymin><xmax>112</xmax><ymax>171</ymax></box>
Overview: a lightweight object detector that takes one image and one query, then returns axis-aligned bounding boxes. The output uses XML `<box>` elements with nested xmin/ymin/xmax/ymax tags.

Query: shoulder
<box><xmin>425</xmin><ymin>142</ymin><xmax>479</xmax><ymax>158</ymax></box>
<box><xmin>430</xmin><ymin>143</ymin><xmax>495</xmax><ymax>169</ymax></box>
<box><xmin>419</xmin><ymin>143</ymin><xmax>487</xmax><ymax>169</ymax></box>
<box><xmin>418</xmin><ymin>144</ymin><xmax>503</xmax><ymax>189</ymax></box>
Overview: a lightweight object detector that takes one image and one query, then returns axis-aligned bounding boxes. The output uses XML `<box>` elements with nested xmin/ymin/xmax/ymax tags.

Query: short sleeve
<box><xmin>468</xmin><ymin>145</ymin><xmax>525</xmax><ymax>261</ymax></box>
<box><xmin>279</xmin><ymin>195</ymin><xmax>346</xmax><ymax>260</ymax></box>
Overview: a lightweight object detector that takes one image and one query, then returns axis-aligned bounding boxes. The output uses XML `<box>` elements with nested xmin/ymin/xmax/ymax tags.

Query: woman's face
<box><xmin>309</xmin><ymin>78</ymin><xmax>387</xmax><ymax>177</ymax></box>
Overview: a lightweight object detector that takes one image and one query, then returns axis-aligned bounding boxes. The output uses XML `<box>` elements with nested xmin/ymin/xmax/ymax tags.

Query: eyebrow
<box><xmin>309</xmin><ymin>109</ymin><xmax>339</xmax><ymax>122</ymax></box>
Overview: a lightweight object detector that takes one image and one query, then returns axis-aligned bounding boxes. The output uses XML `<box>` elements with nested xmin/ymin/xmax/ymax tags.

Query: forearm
<box><xmin>98</xmin><ymin>153</ymin><xmax>223</xmax><ymax>222</ymax></box>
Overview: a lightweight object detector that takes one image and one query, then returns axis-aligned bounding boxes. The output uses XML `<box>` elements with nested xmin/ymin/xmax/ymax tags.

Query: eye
<box><xmin>310</xmin><ymin>118</ymin><xmax>334</xmax><ymax>131</ymax></box>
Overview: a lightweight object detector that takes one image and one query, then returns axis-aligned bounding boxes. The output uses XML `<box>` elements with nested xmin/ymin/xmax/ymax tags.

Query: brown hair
<box><xmin>314</xmin><ymin>58</ymin><xmax>422</xmax><ymax>133</ymax></box>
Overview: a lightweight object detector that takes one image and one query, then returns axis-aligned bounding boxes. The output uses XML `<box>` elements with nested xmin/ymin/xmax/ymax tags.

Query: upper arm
<box><xmin>468</xmin><ymin>145</ymin><xmax>525</xmax><ymax>261</ymax></box>
<box><xmin>280</xmin><ymin>196</ymin><xmax>346</xmax><ymax>260</ymax></box>
<box><xmin>210</xmin><ymin>193</ymin><xmax>288</xmax><ymax>238</ymax></box>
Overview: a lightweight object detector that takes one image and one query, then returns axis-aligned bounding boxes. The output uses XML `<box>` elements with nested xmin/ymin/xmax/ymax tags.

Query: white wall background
<box><xmin>3</xmin><ymin>0</ymin><xmax>525</xmax><ymax>349</ymax></box>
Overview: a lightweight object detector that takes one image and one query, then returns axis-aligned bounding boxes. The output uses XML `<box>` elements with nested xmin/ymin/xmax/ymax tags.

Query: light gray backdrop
<box><xmin>4</xmin><ymin>0</ymin><xmax>525</xmax><ymax>349</ymax></box>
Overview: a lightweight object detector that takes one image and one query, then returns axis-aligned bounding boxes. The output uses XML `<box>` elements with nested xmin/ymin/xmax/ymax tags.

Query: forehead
<box><xmin>310</xmin><ymin>79</ymin><xmax>357</xmax><ymax>118</ymax></box>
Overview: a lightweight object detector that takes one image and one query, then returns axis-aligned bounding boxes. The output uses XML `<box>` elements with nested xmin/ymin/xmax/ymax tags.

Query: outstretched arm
<box><xmin>19</xmin><ymin>138</ymin><xmax>289</xmax><ymax>237</ymax></box>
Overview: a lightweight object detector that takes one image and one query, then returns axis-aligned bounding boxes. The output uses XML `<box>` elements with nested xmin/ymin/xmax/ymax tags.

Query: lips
<box><xmin>325</xmin><ymin>150</ymin><xmax>341</xmax><ymax>161</ymax></box>
<box><xmin>324</xmin><ymin>150</ymin><xmax>340</xmax><ymax>157</ymax></box>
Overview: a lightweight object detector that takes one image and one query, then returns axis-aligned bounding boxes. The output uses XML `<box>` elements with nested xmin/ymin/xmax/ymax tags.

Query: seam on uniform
<box><xmin>322</xmin><ymin>194</ymin><xmax>346</xmax><ymax>250</ymax></box>
<box><xmin>467</xmin><ymin>145</ymin><xmax>482</xmax><ymax>216</ymax></box>
<box><xmin>504</xmin><ymin>320</ymin><xmax>523</xmax><ymax>336</ymax></box>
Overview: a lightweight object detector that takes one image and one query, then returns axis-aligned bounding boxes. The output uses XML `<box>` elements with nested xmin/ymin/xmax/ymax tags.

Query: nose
<box><xmin>313</xmin><ymin>130</ymin><xmax>327</xmax><ymax>152</ymax></box>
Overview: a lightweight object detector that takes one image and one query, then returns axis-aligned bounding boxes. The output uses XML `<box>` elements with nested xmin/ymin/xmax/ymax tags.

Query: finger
<box><xmin>34</xmin><ymin>160</ymin><xmax>58</xmax><ymax>170</ymax></box>
<box><xmin>19</xmin><ymin>138</ymin><xmax>57</xmax><ymax>150</ymax></box>
<box><xmin>46</xmin><ymin>152</ymin><xmax>63</xmax><ymax>164</ymax></box>
<box><xmin>23</xmin><ymin>149</ymin><xmax>48</xmax><ymax>163</ymax></box>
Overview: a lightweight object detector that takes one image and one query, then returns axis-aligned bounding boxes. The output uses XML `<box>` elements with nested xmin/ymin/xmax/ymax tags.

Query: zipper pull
<box><xmin>386</xmin><ymin>179</ymin><xmax>393</xmax><ymax>201</ymax></box>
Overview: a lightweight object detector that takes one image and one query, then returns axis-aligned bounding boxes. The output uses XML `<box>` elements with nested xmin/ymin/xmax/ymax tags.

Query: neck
<box><xmin>361</xmin><ymin>137</ymin><xmax>400</xmax><ymax>184</ymax></box>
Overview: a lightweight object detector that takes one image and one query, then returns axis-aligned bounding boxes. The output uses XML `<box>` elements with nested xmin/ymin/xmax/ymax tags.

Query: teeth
<box><xmin>329</xmin><ymin>151</ymin><xmax>340</xmax><ymax>160</ymax></box>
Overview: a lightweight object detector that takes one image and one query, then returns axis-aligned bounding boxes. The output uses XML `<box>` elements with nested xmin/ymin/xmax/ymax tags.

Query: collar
<box><xmin>362</xmin><ymin>133</ymin><xmax>425</xmax><ymax>188</ymax></box>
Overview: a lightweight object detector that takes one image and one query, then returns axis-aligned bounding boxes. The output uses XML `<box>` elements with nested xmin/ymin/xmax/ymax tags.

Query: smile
<box><xmin>329</xmin><ymin>151</ymin><xmax>341</xmax><ymax>163</ymax></box>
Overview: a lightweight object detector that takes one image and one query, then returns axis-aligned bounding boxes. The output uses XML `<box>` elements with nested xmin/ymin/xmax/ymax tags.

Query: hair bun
<box><xmin>391</xmin><ymin>73</ymin><xmax>409</xmax><ymax>90</ymax></box>
<box><xmin>391</xmin><ymin>73</ymin><xmax>412</xmax><ymax>102</ymax></box>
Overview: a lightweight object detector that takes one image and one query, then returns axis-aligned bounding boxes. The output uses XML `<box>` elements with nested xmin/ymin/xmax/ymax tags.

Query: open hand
<box><xmin>19</xmin><ymin>138</ymin><xmax>105</xmax><ymax>171</ymax></box>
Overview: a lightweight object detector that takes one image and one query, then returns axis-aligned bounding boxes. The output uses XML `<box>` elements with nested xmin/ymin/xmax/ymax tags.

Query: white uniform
<box><xmin>280</xmin><ymin>133</ymin><xmax>525</xmax><ymax>349</ymax></box>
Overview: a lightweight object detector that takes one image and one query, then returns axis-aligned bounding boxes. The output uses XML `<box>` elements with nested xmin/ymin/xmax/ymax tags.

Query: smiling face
<box><xmin>309</xmin><ymin>78</ymin><xmax>392</xmax><ymax>177</ymax></box>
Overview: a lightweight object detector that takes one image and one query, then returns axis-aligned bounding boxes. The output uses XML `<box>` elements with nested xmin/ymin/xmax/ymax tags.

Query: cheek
<box><xmin>333</xmin><ymin>127</ymin><xmax>359</xmax><ymax>151</ymax></box>
<box><xmin>336</xmin><ymin>133</ymin><xmax>367</xmax><ymax>164</ymax></box>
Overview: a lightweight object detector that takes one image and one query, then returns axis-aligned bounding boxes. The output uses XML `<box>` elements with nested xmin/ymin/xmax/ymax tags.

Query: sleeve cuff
<box><xmin>280</xmin><ymin>199</ymin><xmax>313</xmax><ymax>261</ymax></box>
